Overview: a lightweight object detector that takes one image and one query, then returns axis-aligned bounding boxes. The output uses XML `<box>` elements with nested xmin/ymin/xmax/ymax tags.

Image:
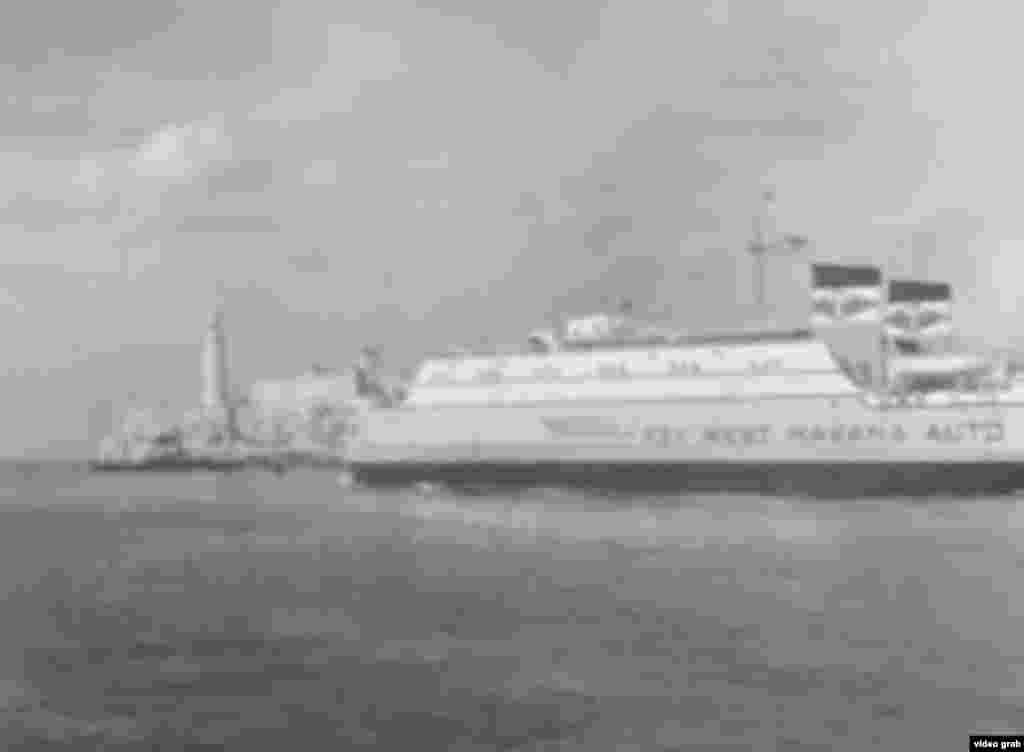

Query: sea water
<box><xmin>0</xmin><ymin>461</ymin><xmax>1022</xmax><ymax>749</ymax></box>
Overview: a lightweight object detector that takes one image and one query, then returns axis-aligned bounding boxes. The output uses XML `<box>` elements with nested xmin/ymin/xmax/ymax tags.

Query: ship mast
<box><xmin>749</xmin><ymin>198</ymin><xmax>768</xmax><ymax>306</ymax></box>
<box><xmin>747</xmin><ymin>188</ymin><xmax>778</xmax><ymax>306</ymax></box>
<box><xmin>746</xmin><ymin>188</ymin><xmax>807</xmax><ymax>306</ymax></box>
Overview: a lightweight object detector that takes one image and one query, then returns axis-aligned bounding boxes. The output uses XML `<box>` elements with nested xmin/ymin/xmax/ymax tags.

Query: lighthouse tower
<box><xmin>201</xmin><ymin>303</ymin><xmax>238</xmax><ymax>440</ymax></box>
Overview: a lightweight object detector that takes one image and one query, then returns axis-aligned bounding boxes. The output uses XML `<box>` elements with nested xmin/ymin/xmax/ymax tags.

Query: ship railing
<box><xmin>427</xmin><ymin>328</ymin><xmax>814</xmax><ymax>358</ymax></box>
<box><xmin>428</xmin><ymin>342</ymin><xmax>530</xmax><ymax>359</ymax></box>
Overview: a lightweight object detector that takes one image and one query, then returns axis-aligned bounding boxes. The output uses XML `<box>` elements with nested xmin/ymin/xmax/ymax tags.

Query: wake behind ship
<box><xmin>343</xmin><ymin>259</ymin><xmax>1024</xmax><ymax>498</ymax></box>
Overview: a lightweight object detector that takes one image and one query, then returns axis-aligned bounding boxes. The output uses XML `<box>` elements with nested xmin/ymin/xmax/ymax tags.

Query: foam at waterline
<box><xmin>336</xmin><ymin>490</ymin><xmax>851</xmax><ymax>551</ymax></box>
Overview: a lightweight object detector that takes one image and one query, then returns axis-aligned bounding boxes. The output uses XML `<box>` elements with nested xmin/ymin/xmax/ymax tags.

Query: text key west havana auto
<box><xmin>343</xmin><ymin>263</ymin><xmax>1024</xmax><ymax>497</ymax></box>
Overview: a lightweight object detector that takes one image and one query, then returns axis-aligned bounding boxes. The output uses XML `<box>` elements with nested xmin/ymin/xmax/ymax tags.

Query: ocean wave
<box><xmin>341</xmin><ymin>488</ymin><xmax>852</xmax><ymax>552</ymax></box>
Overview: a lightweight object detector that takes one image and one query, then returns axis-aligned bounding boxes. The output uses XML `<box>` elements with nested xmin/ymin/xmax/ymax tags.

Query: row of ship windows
<box><xmin>420</xmin><ymin>359</ymin><xmax>794</xmax><ymax>386</ymax></box>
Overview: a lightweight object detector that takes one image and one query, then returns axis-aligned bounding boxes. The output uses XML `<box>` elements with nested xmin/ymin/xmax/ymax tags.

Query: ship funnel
<box><xmin>884</xmin><ymin>280</ymin><xmax>953</xmax><ymax>354</ymax></box>
<box><xmin>809</xmin><ymin>263</ymin><xmax>887</xmax><ymax>390</ymax></box>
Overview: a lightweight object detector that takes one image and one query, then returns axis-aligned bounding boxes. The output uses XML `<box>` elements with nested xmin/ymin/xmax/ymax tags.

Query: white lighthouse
<box><xmin>200</xmin><ymin>303</ymin><xmax>238</xmax><ymax>440</ymax></box>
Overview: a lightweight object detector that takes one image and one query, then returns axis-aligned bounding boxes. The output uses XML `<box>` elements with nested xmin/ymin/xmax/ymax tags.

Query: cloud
<box><xmin>111</xmin><ymin>117</ymin><xmax>230</xmax><ymax>197</ymax></box>
<box><xmin>252</xmin><ymin>24</ymin><xmax>406</xmax><ymax>124</ymax></box>
<box><xmin>65</xmin><ymin>114</ymin><xmax>231</xmax><ymax>201</ymax></box>
<box><xmin>203</xmin><ymin>159</ymin><xmax>276</xmax><ymax>197</ymax></box>
<box><xmin>0</xmin><ymin>192</ymin><xmax>120</xmax><ymax>232</ymax></box>
<box><xmin>287</xmin><ymin>248</ymin><xmax>333</xmax><ymax>274</ymax></box>
<box><xmin>0</xmin><ymin>112</ymin><xmax>240</xmax><ymax>282</ymax></box>
<box><xmin>3</xmin><ymin>2</ymin><xmax>922</xmax><ymax>310</ymax></box>
<box><xmin>407</xmin><ymin>152</ymin><xmax>448</xmax><ymax>170</ymax></box>
<box><xmin>71</xmin><ymin>156</ymin><xmax>106</xmax><ymax>194</ymax></box>
<box><xmin>302</xmin><ymin>159</ymin><xmax>338</xmax><ymax>187</ymax></box>
<box><xmin>130</xmin><ymin>115</ymin><xmax>231</xmax><ymax>180</ymax></box>
<box><xmin>0</xmin><ymin>153</ymin><xmax>123</xmax><ymax>246</ymax></box>
<box><xmin>414</xmin><ymin>0</ymin><xmax>603</xmax><ymax>74</ymax></box>
<box><xmin>0</xmin><ymin>0</ymin><xmax>185</xmax><ymax>68</ymax></box>
<box><xmin>0</xmin><ymin>288</ymin><xmax>26</xmax><ymax>315</ymax></box>
<box><xmin>174</xmin><ymin>214</ymin><xmax>280</xmax><ymax>234</ymax></box>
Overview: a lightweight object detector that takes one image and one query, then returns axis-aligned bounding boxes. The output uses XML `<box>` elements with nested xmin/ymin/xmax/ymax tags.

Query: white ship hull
<box><xmin>346</xmin><ymin>391</ymin><xmax>1024</xmax><ymax>496</ymax></box>
<box><xmin>342</xmin><ymin>258</ymin><xmax>1024</xmax><ymax>496</ymax></box>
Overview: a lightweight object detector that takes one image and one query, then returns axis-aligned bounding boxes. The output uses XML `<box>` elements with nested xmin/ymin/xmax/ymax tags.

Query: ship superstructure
<box><xmin>344</xmin><ymin>226</ymin><xmax>1024</xmax><ymax>496</ymax></box>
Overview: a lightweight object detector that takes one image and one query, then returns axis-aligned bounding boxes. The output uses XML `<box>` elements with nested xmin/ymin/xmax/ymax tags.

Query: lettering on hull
<box><xmin>645</xmin><ymin>425</ymin><xmax>773</xmax><ymax>448</ymax></box>
<box><xmin>786</xmin><ymin>424</ymin><xmax>905</xmax><ymax>443</ymax></box>
<box><xmin>703</xmin><ymin>426</ymin><xmax>773</xmax><ymax>446</ymax></box>
<box><xmin>925</xmin><ymin>421</ymin><xmax>1004</xmax><ymax>444</ymax></box>
<box><xmin>642</xmin><ymin>425</ymin><xmax>689</xmax><ymax>447</ymax></box>
<box><xmin>541</xmin><ymin>417</ymin><xmax>634</xmax><ymax>439</ymax></box>
<box><xmin>540</xmin><ymin>417</ymin><xmax>1007</xmax><ymax>447</ymax></box>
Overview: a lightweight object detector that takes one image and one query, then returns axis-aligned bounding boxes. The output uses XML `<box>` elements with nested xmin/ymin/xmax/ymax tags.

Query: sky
<box><xmin>2</xmin><ymin>0</ymin><xmax>1022</xmax><ymax>457</ymax></box>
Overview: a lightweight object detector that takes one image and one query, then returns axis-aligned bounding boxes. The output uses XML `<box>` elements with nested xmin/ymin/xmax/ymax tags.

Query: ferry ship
<box><xmin>343</xmin><ymin>256</ymin><xmax>1024</xmax><ymax>497</ymax></box>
